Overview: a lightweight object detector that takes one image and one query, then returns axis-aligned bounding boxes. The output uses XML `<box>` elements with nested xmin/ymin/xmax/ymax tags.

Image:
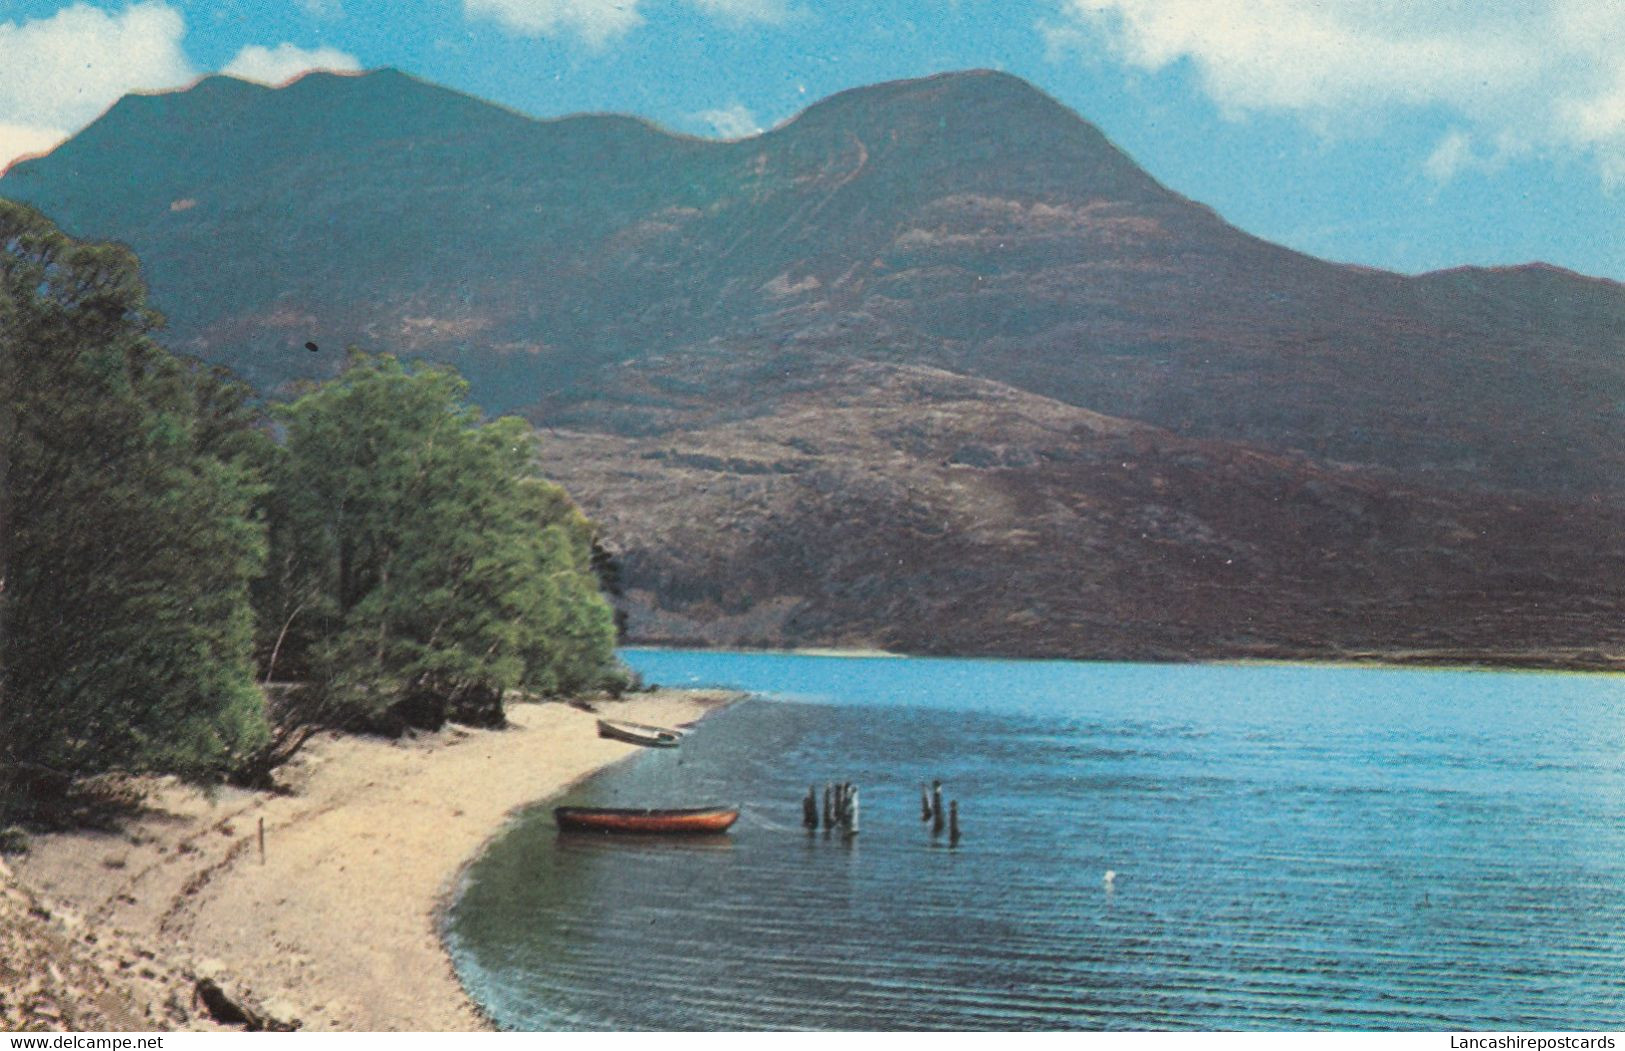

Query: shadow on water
<box><xmin>552</xmin><ymin>831</ymin><xmax>737</xmax><ymax>854</ymax></box>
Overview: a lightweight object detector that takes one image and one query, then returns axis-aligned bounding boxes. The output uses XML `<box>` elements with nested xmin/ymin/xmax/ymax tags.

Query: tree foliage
<box><xmin>0</xmin><ymin>203</ymin><xmax>625</xmax><ymax>812</ymax></box>
<box><xmin>252</xmin><ymin>352</ymin><xmax>621</xmax><ymax>742</ymax></box>
<box><xmin>0</xmin><ymin>201</ymin><xmax>268</xmax><ymax>817</ymax></box>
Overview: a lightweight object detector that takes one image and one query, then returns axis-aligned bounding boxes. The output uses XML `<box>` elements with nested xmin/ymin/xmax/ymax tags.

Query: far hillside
<box><xmin>6</xmin><ymin>69</ymin><xmax>1623</xmax><ymax>664</ymax></box>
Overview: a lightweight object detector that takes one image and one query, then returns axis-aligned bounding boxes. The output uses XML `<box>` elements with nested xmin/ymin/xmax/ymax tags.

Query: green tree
<box><xmin>252</xmin><ymin>352</ymin><xmax>620</xmax><ymax>743</ymax></box>
<box><xmin>0</xmin><ymin>201</ymin><xmax>268</xmax><ymax>819</ymax></box>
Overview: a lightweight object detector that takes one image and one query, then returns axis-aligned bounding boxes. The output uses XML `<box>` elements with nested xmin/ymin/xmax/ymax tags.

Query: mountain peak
<box><xmin>785</xmin><ymin>68</ymin><xmax>1089</xmax><ymax>135</ymax></box>
<box><xmin>768</xmin><ymin>68</ymin><xmax>1169</xmax><ymax>206</ymax></box>
<box><xmin>161</xmin><ymin>72</ymin><xmax>269</xmax><ymax>98</ymax></box>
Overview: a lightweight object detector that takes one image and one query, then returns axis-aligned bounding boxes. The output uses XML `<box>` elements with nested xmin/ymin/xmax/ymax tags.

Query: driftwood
<box><xmin>192</xmin><ymin>974</ymin><xmax>299</xmax><ymax>1032</ymax></box>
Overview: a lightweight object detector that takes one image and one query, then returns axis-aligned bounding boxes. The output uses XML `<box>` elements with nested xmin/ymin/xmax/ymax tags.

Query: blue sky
<box><xmin>2</xmin><ymin>0</ymin><xmax>1623</xmax><ymax>281</ymax></box>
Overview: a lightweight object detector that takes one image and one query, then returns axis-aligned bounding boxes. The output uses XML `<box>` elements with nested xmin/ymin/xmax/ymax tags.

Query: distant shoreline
<box><xmin>1223</xmin><ymin>654</ymin><xmax>1625</xmax><ymax>676</ymax></box>
<box><xmin>622</xmin><ymin>641</ymin><xmax>1625</xmax><ymax>676</ymax></box>
<box><xmin>12</xmin><ymin>689</ymin><xmax>741</xmax><ymax>1032</ymax></box>
<box><xmin>624</xmin><ymin>643</ymin><xmax>904</xmax><ymax>660</ymax></box>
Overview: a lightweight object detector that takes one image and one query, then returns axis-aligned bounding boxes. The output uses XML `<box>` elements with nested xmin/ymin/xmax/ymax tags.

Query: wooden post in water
<box><xmin>921</xmin><ymin>785</ymin><xmax>933</xmax><ymax>822</ymax></box>
<box><xmin>948</xmin><ymin>800</ymin><xmax>960</xmax><ymax>847</ymax></box>
<box><xmin>822</xmin><ymin>783</ymin><xmax>834</xmax><ymax>830</ymax></box>
<box><xmin>803</xmin><ymin>786</ymin><xmax>819</xmax><ymax>829</ymax></box>
<box><xmin>846</xmin><ymin>786</ymin><xmax>860</xmax><ymax>835</ymax></box>
<box><xmin>931</xmin><ymin>781</ymin><xmax>945</xmax><ymax>834</ymax></box>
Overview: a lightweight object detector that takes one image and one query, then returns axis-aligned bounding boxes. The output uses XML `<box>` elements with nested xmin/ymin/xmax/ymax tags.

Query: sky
<box><xmin>1</xmin><ymin>0</ymin><xmax>1623</xmax><ymax>282</ymax></box>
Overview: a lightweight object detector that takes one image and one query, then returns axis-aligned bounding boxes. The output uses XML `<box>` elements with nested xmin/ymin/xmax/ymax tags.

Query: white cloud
<box><xmin>0</xmin><ymin>122</ymin><xmax>68</xmax><ymax>174</ymax></box>
<box><xmin>463</xmin><ymin>0</ymin><xmax>644</xmax><ymax>46</ymax></box>
<box><xmin>222</xmin><ymin>43</ymin><xmax>362</xmax><ymax>85</ymax></box>
<box><xmin>0</xmin><ymin>2</ymin><xmax>195</xmax><ymax>168</ymax></box>
<box><xmin>463</xmin><ymin>0</ymin><xmax>786</xmax><ymax>44</ymax></box>
<box><xmin>692</xmin><ymin>102</ymin><xmax>762</xmax><ymax>139</ymax></box>
<box><xmin>1054</xmin><ymin>1</ymin><xmax>1539</xmax><ymax>114</ymax></box>
<box><xmin>1048</xmin><ymin>0</ymin><xmax>1625</xmax><ymax>184</ymax></box>
<box><xmin>1565</xmin><ymin>73</ymin><xmax>1625</xmax><ymax>187</ymax></box>
<box><xmin>1423</xmin><ymin>130</ymin><xmax>1474</xmax><ymax>184</ymax></box>
<box><xmin>1424</xmin><ymin>128</ymin><xmax>1533</xmax><ymax>186</ymax></box>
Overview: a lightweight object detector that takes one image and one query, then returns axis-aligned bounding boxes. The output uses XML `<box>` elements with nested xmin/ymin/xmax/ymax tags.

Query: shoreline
<box><xmin>624</xmin><ymin>640</ymin><xmax>1625</xmax><ymax>676</ymax></box>
<box><xmin>624</xmin><ymin>643</ymin><xmax>903</xmax><ymax>660</ymax></box>
<box><xmin>8</xmin><ymin>689</ymin><xmax>741</xmax><ymax>1032</ymax></box>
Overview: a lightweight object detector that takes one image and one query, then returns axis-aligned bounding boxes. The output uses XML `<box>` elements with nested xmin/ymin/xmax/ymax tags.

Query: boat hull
<box><xmin>596</xmin><ymin>718</ymin><xmax>681</xmax><ymax>748</ymax></box>
<box><xmin>554</xmin><ymin>806</ymin><xmax>740</xmax><ymax>835</ymax></box>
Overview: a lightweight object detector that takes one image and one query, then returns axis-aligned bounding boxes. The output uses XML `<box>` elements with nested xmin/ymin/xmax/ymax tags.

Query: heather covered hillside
<box><xmin>7</xmin><ymin>69</ymin><xmax>1624</xmax><ymax>663</ymax></box>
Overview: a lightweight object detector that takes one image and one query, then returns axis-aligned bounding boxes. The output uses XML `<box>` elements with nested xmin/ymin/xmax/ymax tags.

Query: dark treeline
<box><xmin>0</xmin><ymin>201</ymin><xmax>626</xmax><ymax>821</ymax></box>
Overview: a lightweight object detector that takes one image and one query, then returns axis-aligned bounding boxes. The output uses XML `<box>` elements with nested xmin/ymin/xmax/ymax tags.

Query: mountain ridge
<box><xmin>14</xmin><ymin>67</ymin><xmax>1616</xmax><ymax>285</ymax></box>
<box><xmin>5</xmin><ymin>68</ymin><xmax>1623</xmax><ymax>662</ymax></box>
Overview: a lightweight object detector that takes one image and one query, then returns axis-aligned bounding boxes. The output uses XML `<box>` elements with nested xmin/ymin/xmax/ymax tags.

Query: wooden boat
<box><xmin>596</xmin><ymin>717</ymin><xmax>683</xmax><ymax>748</ymax></box>
<box><xmin>554</xmin><ymin>805</ymin><xmax>740</xmax><ymax>835</ymax></box>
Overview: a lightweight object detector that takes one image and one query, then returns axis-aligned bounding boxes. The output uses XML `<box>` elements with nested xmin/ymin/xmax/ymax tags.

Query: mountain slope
<box><xmin>534</xmin><ymin>348</ymin><xmax>1625</xmax><ymax>662</ymax></box>
<box><xmin>6</xmin><ymin>69</ymin><xmax>1624</xmax><ymax>662</ymax></box>
<box><xmin>7</xmin><ymin>69</ymin><xmax>1622</xmax><ymax>494</ymax></box>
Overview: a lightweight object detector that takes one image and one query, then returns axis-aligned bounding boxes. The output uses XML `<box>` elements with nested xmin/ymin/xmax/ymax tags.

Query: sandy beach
<box><xmin>9</xmin><ymin>690</ymin><xmax>737</xmax><ymax>1031</ymax></box>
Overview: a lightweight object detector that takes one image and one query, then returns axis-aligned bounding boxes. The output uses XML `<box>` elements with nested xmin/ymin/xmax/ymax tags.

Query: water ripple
<box><xmin>447</xmin><ymin>654</ymin><xmax>1625</xmax><ymax>1031</ymax></box>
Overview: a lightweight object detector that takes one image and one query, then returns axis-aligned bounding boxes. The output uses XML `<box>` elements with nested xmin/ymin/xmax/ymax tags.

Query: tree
<box><xmin>0</xmin><ymin>202</ymin><xmax>268</xmax><ymax>819</ymax></box>
<box><xmin>251</xmin><ymin>352</ymin><xmax>621</xmax><ymax>744</ymax></box>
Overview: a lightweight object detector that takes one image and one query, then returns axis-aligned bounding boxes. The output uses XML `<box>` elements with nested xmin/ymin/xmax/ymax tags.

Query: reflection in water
<box><xmin>552</xmin><ymin>831</ymin><xmax>737</xmax><ymax>854</ymax></box>
<box><xmin>446</xmin><ymin>653</ymin><xmax>1625</xmax><ymax>1031</ymax></box>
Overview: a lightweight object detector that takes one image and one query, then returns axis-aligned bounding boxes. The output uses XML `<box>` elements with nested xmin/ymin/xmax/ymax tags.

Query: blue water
<box><xmin>446</xmin><ymin>651</ymin><xmax>1625</xmax><ymax>1030</ymax></box>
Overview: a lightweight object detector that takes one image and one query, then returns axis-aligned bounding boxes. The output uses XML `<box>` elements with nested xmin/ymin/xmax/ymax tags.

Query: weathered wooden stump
<box><xmin>948</xmin><ymin>800</ymin><xmax>960</xmax><ymax>847</ymax></box>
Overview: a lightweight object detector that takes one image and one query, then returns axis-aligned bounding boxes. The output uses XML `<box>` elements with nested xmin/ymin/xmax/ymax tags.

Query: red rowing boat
<box><xmin>554</xmin><ymin>805</ymin><xmax>740</xmax><ymax>835</ymax></box>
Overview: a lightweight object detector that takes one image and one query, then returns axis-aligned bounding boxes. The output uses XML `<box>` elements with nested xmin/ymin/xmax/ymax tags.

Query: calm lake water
<box><xmin>445</xmin><ymin>651</ymin><xmax>1625</xmax><ymax>1031</ymax></box>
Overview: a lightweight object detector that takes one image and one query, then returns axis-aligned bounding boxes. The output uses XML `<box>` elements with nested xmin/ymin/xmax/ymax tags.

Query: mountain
<box><xmin>6</xmin><ymin>69</ymin><xmax>1624</xmax><ymax>664</ymax></box>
